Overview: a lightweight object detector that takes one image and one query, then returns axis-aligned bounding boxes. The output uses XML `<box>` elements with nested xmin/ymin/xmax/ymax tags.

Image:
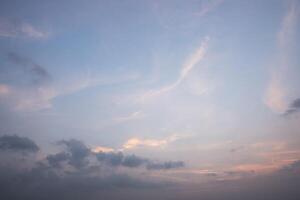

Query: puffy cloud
<box><xmin>123</xmin><ymin>134</ymin><xmax>182</xmax><ymax>150</ymax></box>
<box><xmin>96</xmin><ymin>152</ymin><xmax>124</xmax><ymax>166</ymax></box>
<box><xmin>0</xmin><ymin>135</ymin><xmax>39</xmax><ymax>152</ymax></box>
<box><xmin>1</xmin><ymin>135</ymin><xmax>300</xmax><ymax>199</ymax></box>
<box><xmin>57</xmin><ymin>139</ymin><xmax>91</xmax><ymax>169</ymax></box>
<box><xmin>91</xmin><ymin>146</ymin><xmax>114</xmax><ymax>153</ymax></box>
<box><xmin>0</xmin><ymin>135</ymin><xmax>185</xmax><ymax>199</ymax></box>
<box><xmin>46</xmin><ymin>152</ymin><xmax>69</xmax><ymax>168</ymax></box>
<box><xmin>122</xmin><ymin>154</ymin><xmax>147</xmax><ymax>168</ymax></box>
<box><xmin>42</xmin><ymin>138</ymin><xmax>185</xmax><ymax>171</ymax></box>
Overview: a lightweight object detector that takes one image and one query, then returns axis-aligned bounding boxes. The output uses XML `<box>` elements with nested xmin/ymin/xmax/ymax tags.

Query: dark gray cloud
<box><xmin>0</xmin><ymin>135</ymin><xmax>39</xmax><ymax>152</ymax></box>
<box><xmin>122</xmin><ymin>154</ymin><xmax>148</xmax><ymax>168</ymax></box>
<box><xmin>284</xmin><ymin>98</ymin><xmax>300</xmax><ymax>116</ymax></box>
<box><xmin>0</xmin><ymin>135</ymin><xmax>177</xmax><ymax>200</ymax></box>
<box><xmin>95</xmin><ymin>151</ymin><xmax>183</xmax><ymax>170</ymax></box>
<box><xmin>57</xmin><ymin>139</ymin><xmax>90</xmax><ymax>169</ymax></box>
<box><xmin>6</xmin><ymin>52</ymin><xmax>51</xmax><ymax>83</ymax></box>
<box><xmin>0</xmin><ymin>164</ymin><xmax>163</xmax><ymax>200</ymax></box>
<box><xmin>46</xmin><ymin>152</ymin><xmax>69</xmax><ymax>168</ymax></box>
<box><xmin>146</xmin><ymin>161</ymin><xmax>184</xmax><ymax>170</ymax></box>
<box><xmin>45</xmin><ymin>139</ymin><xmax>184</xmax><ymax>171</ymax></box>
<box><xmin>1</xmin><ymin>151</ymin><xmax>300</xmax><ymax>200</ymax></box>
<box><xmin>96</xmin><ymin>151</ymin><xmax>124</xmax><ymax>166</ymax></box>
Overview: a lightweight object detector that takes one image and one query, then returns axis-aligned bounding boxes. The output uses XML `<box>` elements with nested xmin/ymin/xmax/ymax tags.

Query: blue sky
<box><xmin>0</xmin><ymin>0</ymin><xmax>300</xmax><ymax>199</ymax></box>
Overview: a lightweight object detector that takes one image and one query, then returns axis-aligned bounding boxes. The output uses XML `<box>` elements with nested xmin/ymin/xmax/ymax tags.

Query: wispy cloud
<box><xmin>7</xmin><ymin>52</ymin><xmax>51</xmax><ymax>83</ymax></box>
<box><xmin>264</xmin><ymin>72</ymin><xmax>287</xmax><ymax>113</ymax></box>
<box><xmin>0</xmin><ymin>19</ymin><xmax>49</xmax><ymax>39</ymax></box>
<box><xmin>194</xmin><ymin>0</ymin><xmax>224</xmax><ymax>17</ymax></box>
<box><xmin>114</xmin><ymin>110</ymin><xmax>145</xmax><ymax>123</ymax></box>
<box><xmin>140</xmin><ymin>37</ymin><xmax>209</xmax><ymax>102</ymax></box>
<box><xmin>264</xmin><ymin>1</ymin><xmax>299</xmax><ymax>113</ymax></box>
<box><xmin>0</xmin><ymin>54</ymin><xmax>140</xmax><ymax>111</ymax></box>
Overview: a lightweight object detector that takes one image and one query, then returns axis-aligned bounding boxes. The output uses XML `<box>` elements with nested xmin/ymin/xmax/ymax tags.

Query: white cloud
<box><xmin>139</xmin><ymin>36</ymin><xmax>209</xmax><ymax>102</ymax></box>
<box><xmin>114</xmin><ymin>111</ymin><xmax>144</xmax><ymax>123</ymax></box>
<box><xmin>264</xmin><ymin>1</ymin><xmax>299</xmax><ymax>113</ymax></box>
<box><xmin>123</xmin><ymin>134</ymin><xmax>184</xmax><ymax>150</ymax></box>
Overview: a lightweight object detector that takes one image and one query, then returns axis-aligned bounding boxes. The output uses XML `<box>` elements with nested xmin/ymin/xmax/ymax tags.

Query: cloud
<box><xmin>96</xmin><ymin>151</ymin><xmax>124</xmax><ymax>166</ymax></box>
<box><xmin>0</xmin><ymin>18</ymin><xmax>49</xmax><ymax>39</ymax></box>
<box><xmin>0</xmin><ymin>135</ymin><xmax>39</xmax><ymax>152</ymax></box>
<box><xmin>1</xmin><ymin>135</ymin><xmax>300</xmax><ymax>199</ymax></box>
<box><xmin>7</xmin><ymin>52</ymin><xmax>51</xmax><ymax>83</ymax></box>
<box><xmin>283</xmin><ymin>98</ymin><xmax>300</xmax><ymax>116</ymax></box>
<box><xmin>122</xmin><ymin>154</ymin><xmax>148</xmax><ymax>168</ymax></box>
<box><xmin>57</xmin><ymin>139</ymin><xmax>91</xmax><ymax>169</ymax></box>
<box><xmin>123</xmin><ymin>138</ymin><xmax>168</xmax><ymax>149</ymax></box>
<box><xmin>0</xmin><ymin>135</ymin><xmax>185</xmax><ymax>199</ymax></box>
<box><xmin>42</xmin><ymin>138</ymin><xmax>185</xmax><ymax>171</ymax></box>
<box><xmin>123</xmin><ymin>134</ymin><xmax>182</xmax><ymax>150</ymax></box>
<box><xmin>264</xmin><ymin>1</ymin><xmax>299</xmax><ymax>113</ymax></box>
<box><xmin>95</xmin><ymin>151</ymin><xmax>183</xmax><ymax>170</ymax></box>
<box><xmin>146</xmin><ymin>161</ymin><xmax>184</xmax><ymax>170</ymax></box>
<box><xmin>140</xmin><ymin>37</ymin><xmax>209</xmax><ymax>102</ymax></box>
<box><xmin>277</xmin><ymin>1</ymin><xmax>299</xmax><ymax>49</ymax></box>
<box><xmin>0</xmin><ymin>52</ymin><xmax>57</xmax><ymax>111</ymax></box>
<box><xmin>46</xmin><ymin>152</ymin><xmax>69</xmax><ymax>168</ymax></box>
<box><xmin>264</xmin><ymin>72</ymin><xmax>287</xmax><ymax>113</ymax></box>
<box><xmin>0</xmin><ymin>164</ymin><xmax>163</xmax><ymax>200</ymax></box>
<box><xmin>0</xmin><ymin>84</ymin><xmax>10</xmax><ymax>96</ymax></box>
<box><xmin>194</xmin><ymin>0</ymin><xmax>224</xmax><ymax>17</ymax></box>
<box><xmin>114</xmin><ymin>111</ymin><xmax>145</xmax><ymax>123</ymax></box>
<box><xmin>91</xmin><ymin>146</ymin><xmax>114</xmax><ymax>153</ymax></box>
<box><xmin>0</xmin><ymin>55</ymin><xmax>141</xmax><ymax>111</ymax></box>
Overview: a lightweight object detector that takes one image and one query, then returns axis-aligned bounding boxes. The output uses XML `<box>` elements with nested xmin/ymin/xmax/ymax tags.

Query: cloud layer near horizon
<box><xmin>0</xmin><ymin>134</ymin><xmax>300</xmax><ymax>200</ymax></box>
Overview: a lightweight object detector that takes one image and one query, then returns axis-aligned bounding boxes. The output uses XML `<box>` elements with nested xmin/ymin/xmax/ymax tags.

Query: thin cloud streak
<box><xmin>139</xmin><ymin>37</ymin><xmax>209</xmax><ymax>102</ymax></box>
<box><xmin>114</xmin><ymin>111</ymin><xmax>145</xmax><ymax>123</ymax></box>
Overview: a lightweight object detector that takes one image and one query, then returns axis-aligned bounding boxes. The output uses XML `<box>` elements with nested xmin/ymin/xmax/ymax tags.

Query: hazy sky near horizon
<box><xmin>0</xmin><ymin>0</ymin><xmax>300</xmax><ymax>199</ymax></box>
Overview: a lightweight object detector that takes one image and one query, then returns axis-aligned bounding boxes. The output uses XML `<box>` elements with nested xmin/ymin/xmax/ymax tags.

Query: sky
<box><xmin>0</xmin><ymin>0</ymin><xmax>300</xmax><ymax>199</ymax></box>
